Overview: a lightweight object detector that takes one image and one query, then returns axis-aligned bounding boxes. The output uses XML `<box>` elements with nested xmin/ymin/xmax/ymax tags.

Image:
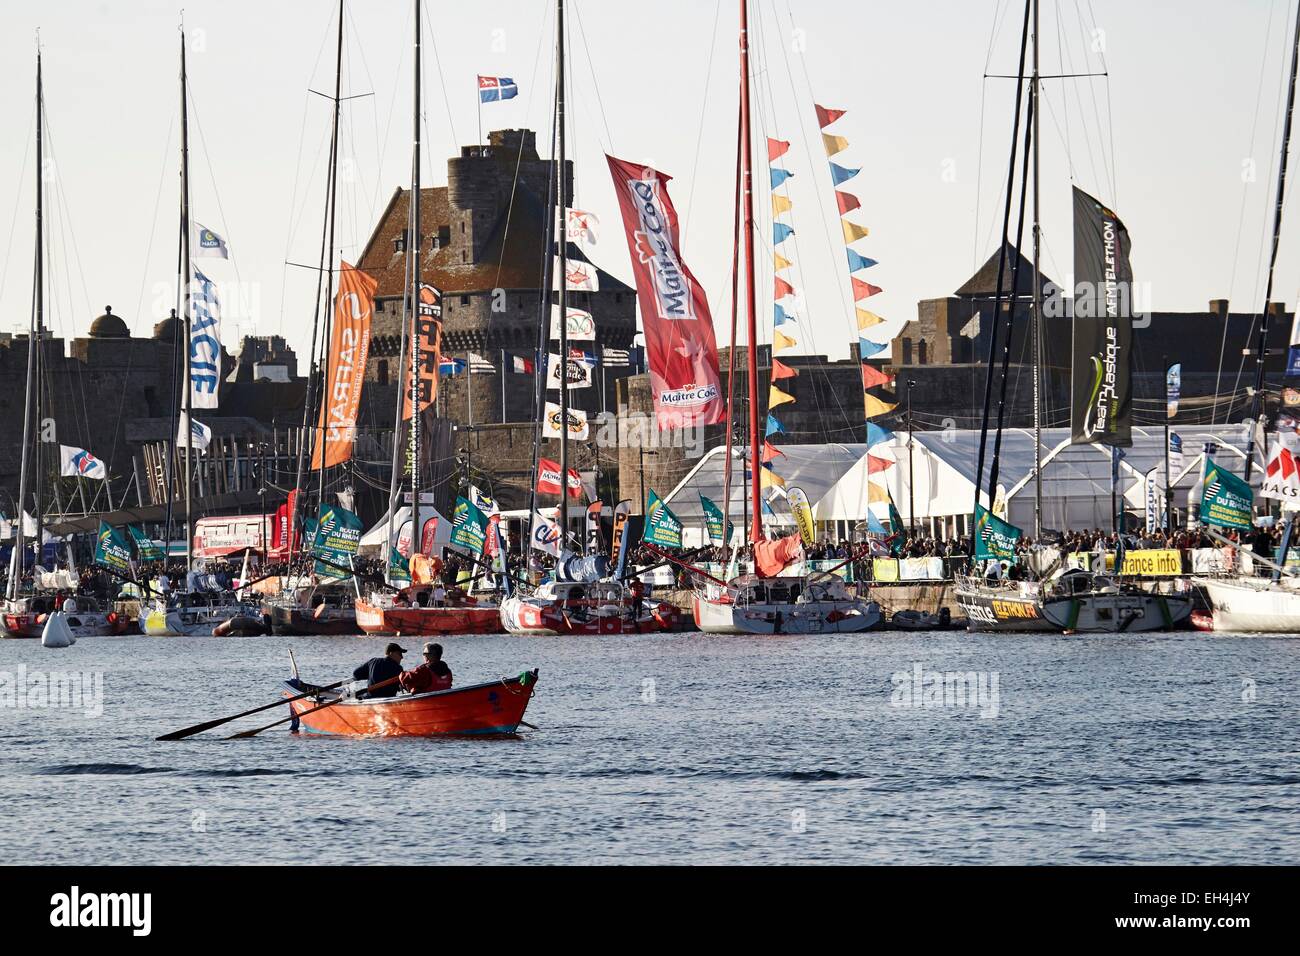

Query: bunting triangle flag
<box><xmin>760</xmin><ymin>467</ymin><xmax>787</xmax><ymax>490</ymax></box>
<box><xmin>773</xmin><ymin>222</ymin><xmax>795</xmax><ymax>244</ymax></box>
<box><xmin>861</xmin><ymin>363</ymin><xmax>892</xmax><ymax>389</ymax></box>
<box><xmin>864</xmin><ymin>393</ymin><xmax>898</xmax><ymax>418</ymax></box>
<box><xmin>842</xmin><ymin>219</ymin><xmax>871</xmax><ymax>244</ymax></box>
<box><xmin>774</xmin><ymin>303</ymin><xmax>793</xmax><ymax>326</ymax></box>
<box><xmin>859</xmin><ymin>337</ymin><xmax>889</xmax><ymax>358</ymax></box>
<box><xmin>852</xmin><ymin>277</ymin><xmax>882</xmax><ymax>300</ymax></box>
<box><xmin>856</xmin><ymin>308</ymin><xmax>885</xmax><ymax>330</ymax></box>
<box><xmin>772</xmin><ymin>358</ymin><xmax>798</xmax><ymax>380</ymax></box>
<box><xmin>835</xmin><ymin>191</ymin><xmax>860</xmax><ymax>215</ymax></box>
<box><xmin>771</xmin><ymin>167</ymin><xmax>793</xmax><ymax>189</ymax></box>
<box><xmin>822</xmin><ymin>133</ymin><xmax>850</xmax><ymax>156</ymax></box>
<box><xmin>765</xmin><ymin>414</ymin><xmax>785</xmax><ymax>436</ymax></box>
<box><xmin>767</xmin><ymin>137</ymin><xmax>791</xmax><ymax>162</ymax></box>
<box><xmin>815</xmin><ymin>103</ymin><xmax>847</xmax><ymax>129</ymax></box>
<box><xmin>847</xmin><ymin>249</ymin><xmax>877</xmax><ymax>272</ymax></box>
<box><xmin>866</xmin><ymin>510</ymin><xmax>886</xmax><ymax>534</ymax></box>
<box><xmin>762</xmin><ymin>440</ymin><xmax>786</xmax><ymax>462</ymax></box>
<box><xmin>866</xmin><ymin>452</ymin><xmax>895</xmax><ymax>474</ymax></box>
<box><xmin>768</xmin><ymin>385</ymin><xmax>795</xmax><ymax>408</ymax></box>
<box><xmin>774</xmin><ymin>329</ymin><xmax>798</xmax><ymax>352</ymax></box>
<box><xmin>867</xmin><ymin>481</ymin><xmax>890</xmax><ymax>504</ymax></box>
<box><xmin>773</xmin><ymin>251</ymin><xmax>793</xmax><ymax>271</ymax></box>
<box><xmin>830</xmin><ymin>163</ymin><xmax>859</xmax><ymax>186</ymax></box>
<box><xmin>866</xmin><ymin>421</ymin><xmax>894</xmax><ymax>445</ymax></box>
<box><xmin>774</xmin><ymin>275</ymin><xmax>796</xmax><ymax>299</ymax></box>
<box><xmin>772</xmin><ymin>194</ymin><xmax>793</xmax><ymax>216</ymax></box>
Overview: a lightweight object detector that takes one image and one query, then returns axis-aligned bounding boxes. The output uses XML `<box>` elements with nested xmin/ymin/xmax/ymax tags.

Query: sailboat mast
<box><xmin>1031</xmin><ymin>0</ymin><xmax>1043</xmax><ymax>537</ymax></box>
<box><xmin>179</xmin><ymin>28</ymin><xmax>194</xmax><ymax>574</ymax></box>
<box><xmin>739</xmin><ymin>0</ymin><xmax>761</xmax><ymax>545</ymax></box>
<box><xmin>1244</xmin><ymin>0</ymin><xmax>1300</xmax><ymax>483</ymax></box>
<box><xmin>9</xmin><ymin>51</ymin><xmax>42</xmax><ymax>601</ymax></box>
<box><xmin>32</xmin><ymin>52</ymin><xmax>46</xmax><ymax>565</ymax></box>
<box><xmin>556</xmin><ymin>0</ymin><xmax>570</xmax><ymax>540</ymax></box>
<box><xmin>408</xmin><ymin>0</ymin><xmax>423</xmax><ymax>555</ymax></box>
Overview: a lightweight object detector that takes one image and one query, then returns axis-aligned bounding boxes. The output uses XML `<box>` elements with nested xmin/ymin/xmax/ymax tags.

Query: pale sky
<box><xmin>1</xmin><ymin>0</ymin><xmax>1298</xmax><ymax>370</ymax></box>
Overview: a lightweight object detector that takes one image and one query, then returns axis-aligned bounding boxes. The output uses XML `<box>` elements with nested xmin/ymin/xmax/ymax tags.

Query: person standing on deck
<box><xmin>353</xmin><ymin>643</ymin><xmax>406</xmax><ymax>698</ymax></box>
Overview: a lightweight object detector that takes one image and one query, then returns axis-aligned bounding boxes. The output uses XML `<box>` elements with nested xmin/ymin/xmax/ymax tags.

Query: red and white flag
<box><xmin>606</xmin><ymin>154</ymin><xmax>724</xmax><ymax>430</ymax></box>
<box><xmin>1262</xmin><ymin>432</ymin><xmax>1300</xmax><ymax>504</ymax></box>
<box><xmin>512</xmin><ymin>354</ymin><xmax>535</xmax><ymax>374</ymax></box>
<box><xmin>560</xmin><ymin>259</ymin><xmax>599</xmax><ymax>292</ymax></box>
<box><xmin>537</xmin><ymin>458</ymin><xmax>563</xmax><ymax>495</ymax></box>
<box><xmin>566</xmin><ymin>208</ymin><xmax>600</xmax><ymax>247</ymax></box>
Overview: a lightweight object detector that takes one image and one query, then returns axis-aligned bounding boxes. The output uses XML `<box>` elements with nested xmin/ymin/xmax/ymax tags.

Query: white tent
<box><xmin>357</xmin><ymin>505</ymin><xmax>451</xmax><ymax>555</ymax></box>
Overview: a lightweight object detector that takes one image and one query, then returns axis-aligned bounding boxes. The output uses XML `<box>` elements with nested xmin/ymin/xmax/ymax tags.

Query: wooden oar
<box><xmin>227</xmin><ymin>673</ymin><xmax>404</xmax><ymax>739</ymax></box>
<box><xmin>155</xmin><ymin>678</ymin><xmax>348</xmax><ymax>741</ymax></box>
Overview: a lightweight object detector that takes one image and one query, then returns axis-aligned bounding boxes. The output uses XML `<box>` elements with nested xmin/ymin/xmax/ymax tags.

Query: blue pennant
<box><xmin>773</xmin><ymin>222</ymin><xmax>795</xmax><ymax>244</ymax></box>
<box><xmin>765</xmin><ymin>414</ymin><xmax>785</xmax><ymax>436</ymax></box>
<box><xmin>830</xmin><ymin>162</ymin><xmax>860</xmax><ymax>186</ymax></box>
<box><xmin>859</xmin><ymin>337</ymin><xmax>889</xmax><ymax>358</ymax></box>
<box><xmin>846</xmin><ymin>249</ymin><xmax>878</xmax><ymax>272</ymax></box>
<box><xmin>866</xmin><ymin>422</ymin><xmax>894</xmax><ymax>446</ymax></box>
<box><xmin>866</xmin><ymin>511</ymin><xmax>886</xmax><ymax>533</ymax></box>
<box><xmin>770</xmin><ymin>167</ymin><xmax>793</xmax><ymax>189</ymax></box>
<box><xmin>774</xmin><ymin>303</ymin><xmax>793</xmax><ymax>326</ymax></box>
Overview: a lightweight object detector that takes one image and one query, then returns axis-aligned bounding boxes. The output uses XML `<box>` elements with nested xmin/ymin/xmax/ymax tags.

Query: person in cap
<box><xmin>398</xmin><ymin>642</ymin><xmax>454</xmax><ymax>695</ymax></box>
<box><xmin>353</xmin><ymin>642</ymin><xmax>406</xmax><ymax>699</ymax></box>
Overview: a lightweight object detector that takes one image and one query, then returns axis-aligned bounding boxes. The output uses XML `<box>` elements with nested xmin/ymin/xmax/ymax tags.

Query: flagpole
<box><xmin>740</xmin><ymin>0</ymin><xmax>762</xmax><ymax>545</ymax></box>
<box><xmin>409</xmin><ymin>0</ymin><xmax>423</xmax><ymax>558</ymax></box>
<box><xmin>178</xmin><ymin>23</ymin><xmax>194</xmax><ymax>576</ymax></box>
<box><xmin>556</xmin><ymin>0</ymin><xmax>570</xmax><ymax>543</ymax></box>
<box><xmin>500</xmin><ymin>347</ymin><xmax>506</xmax><ymax>423</ymax></box>
<box><xmin>1164</xmin><ymin>357</ymin><xmax>1173</xmax><ymax>530</ymax></box>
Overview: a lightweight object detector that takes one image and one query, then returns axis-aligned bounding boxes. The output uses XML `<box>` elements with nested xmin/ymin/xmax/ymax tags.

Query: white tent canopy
<box><xmin>358</xmin><ymin>504</ymin><xmax>451</xmax><ymax>555</ymax></box>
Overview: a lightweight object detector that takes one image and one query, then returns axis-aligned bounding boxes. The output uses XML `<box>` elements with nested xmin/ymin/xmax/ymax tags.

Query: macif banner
<box><xmin>1070</xmin><ymin>186</ymin><xmax>1134</xmax><ymax>447</ymax></box>
<box><xmin>313</xmin><ymin>261</ymin><xmax>377</xmax><ymax>469</ymax></box>
<box><xmin>188</xmin><ymin>267</ymin><xmax>223</xmax><ymax>410</ymax></box>
<box><xmin>605</xmin><ymin>154</ymin><xmax>725</xmax><ymax>431</ymax></box>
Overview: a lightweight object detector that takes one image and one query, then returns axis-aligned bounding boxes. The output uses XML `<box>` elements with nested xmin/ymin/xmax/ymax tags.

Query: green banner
<box><xmin>389</xmin><ymin>546</ymin><xmax>411</xmax><ymax>583</ymax></box>
<box><xmin>887</xmin><ymin>493</ymin><xmax>905</xmax><ymax>557</ymax></box>
<box><xmin>94</xmin><ymin>520</ymin><xmax>133</xmax><ymax>574</ymax></box>
<box><xmin>974</xmin><ymin>505</ymin><xmax>1022</xmax><ymax>563</ymax></box>
<box><xmin>449</xmin><ymin>495</ymin><xmax>489</xmax><ymax>554</ymax></box>
<box><xmin>127</xmin><ymin>525</ymin><xmax>163</xmax><ymax>562</ymax></box>
<box><xmin>643</xmin><ymin>489</ymin><xmax>683</xmax><ymax>548</ymax></box>
<box><xmin>1200</xmin><ymin>459</ymin><xmax>1254</xmax><ymax>531</ymax></box>
<box><xmin>312</xmin><ymin>505</ymin><xmax>363</xmax><ymax>577</ymax></box>
<box><xmin>700</xmin><ymin>494</ymin><xmax>733</xmax><ymax>547</ymax></box>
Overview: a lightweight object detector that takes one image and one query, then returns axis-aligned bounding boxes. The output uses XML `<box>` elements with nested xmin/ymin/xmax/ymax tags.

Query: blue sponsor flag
<box><xmin>477</xmin><ymin>76</ymin><xmax>518</xmax><ymax>102</ymax></box>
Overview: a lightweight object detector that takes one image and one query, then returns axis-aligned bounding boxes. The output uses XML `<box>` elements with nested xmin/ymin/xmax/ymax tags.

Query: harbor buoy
<box><xmin>41</xmin><ymin>612</ymin><xmax>75</xmax><ymax>648</ymax></box>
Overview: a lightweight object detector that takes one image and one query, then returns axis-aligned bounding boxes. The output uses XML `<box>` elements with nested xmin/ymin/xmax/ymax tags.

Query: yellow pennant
<box><xmin>772</xmin><ymin>194</ymin><xmax>793</xmax><ymax>216</ymax></box>
<box><xmin>867</xmin><ymin>481</ymin><xmax>890</xmax><ymax>504</ymax></box>
<box><xmin>822</xmin><ymin>133</ymin><xmax>850</xmax><ymax>156</ymax></box>
<box><xmin>774</xmin><ymin>329</ymin><xmax>798</xmax><ymax>352</ymax></box>
<box><xmin>773</xmin><ymin>252</ymin><xmax>793</xmax><ymax>272</ymax></box>
<box><xmin>864</xmin><ymin>393</ymin><xmax>898</xmax><ymax>418</ymax></box>
<box><xmin>768</xmin><ymin>385</ymin><xmax>795</xmax><ymax>408</ymax></box>
<box><xmin>842</xmin><ymin>219</ymin><xmax>870</xmax><ymax>244</ymax></box>
<box><xmin>856</xmin><ymin>308</ymin><xmax>885</xmax><ymax>330</ymax></box>
<box><xmin>761</xmin><ymin>468</ymin><xmax>787</xmax><ymax>490</ymax></box>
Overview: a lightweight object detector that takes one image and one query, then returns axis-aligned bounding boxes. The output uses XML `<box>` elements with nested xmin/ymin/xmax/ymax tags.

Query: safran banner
<box><xmin>787</xmin><ymin>486</ymin><xmax>816</xmax><ymax>547</ymax></box>
<box><xmin>402</xmin><ymin>283</ymin><xmax>443</xmax><ymax>421</ymax></box>
<box><xmin>974</xmin><ymin>504</ymin><xmax>1022</xmax><ymax>563</ymax></box>
<box><xmin>312</xmin><ymin>261</ymin><xmax>376</xmax><ymax>469</ymax></box>
<box><xmin>94</xmin><ymin>521</ymin><xmax>133</xmax><ymax>574</ymax></box>
<box><xmin>606</xmin><ymin>154</ymin><xmax>725</xmax><ymax>431</ymax></box>
<box><xmin>1070</xmin><ymin>187</ymin><xmax>1134</xmax><ymax>447</ymax></box>
<box><xmin>1200</xmin><ymin>459</ymin><xmax>1254</xmax><ymax>530</ymax></box>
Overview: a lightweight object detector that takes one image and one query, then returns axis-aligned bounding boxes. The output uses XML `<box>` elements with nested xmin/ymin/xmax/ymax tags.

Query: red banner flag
<box><xmin>566</xmin><ymin>468</ymin><xmax>584</xmax><ymax>499</ymax></box>
<box><xmin>774</xmin><ymin>275</ymin><xmax>795</xmax><ymax>299</ymax></box>
<box><xmin>606</xmin><ymin>154</ymin><xmax>725</xmax><ymax>430</ymax></box>
<box><xmin>835</xmin><ymin>190</ymin><xmax>861</xmax><ymax>215</ymax></box>
<box><xmin>815</xmin><ymin>103</ymin><xmax>846</xmax><ymax>129</ymax></box>
<box><xmin>867</xmin><ymin>453</ymin><xmax>894</xmax><ymax>474</ymax></box>
<box><xmin>402</xmin><ymin>283</ymin><xmax>443</xmax><ymax>421</ymax></box>
<box><xmin>772</xmin><ymin>358</ymin><xmax>798</xmax><ymax>380</ymax></box>
<box><xmin>861</xmin><ymin>363</ymin><xmax>892</xmax><ymax>389</ymax></box>
<box><xmin>852</xmin><ymin>277</ymin><xmax>882</xmax><ymax>301</ymax></box>
<box><xmin>312</xmin><ymin>261</ymin><xmax>377</xmax><ymax>469</ymax></box>
<box><xmin>766</xmin><ymin>137</ymin><xmax>790</xmax><ymax>162</ymax></box>
<box><xmin>537</xmin><ymin>458</ymin><xmax>563</xmax><ymax>495</ymax></box>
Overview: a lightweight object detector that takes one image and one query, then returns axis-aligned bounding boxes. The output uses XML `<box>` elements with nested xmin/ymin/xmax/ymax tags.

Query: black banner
<box><xmin>1070</xmin><ymin>186</ymin><xmax>1134</xmax><ymax>446</ymax></box>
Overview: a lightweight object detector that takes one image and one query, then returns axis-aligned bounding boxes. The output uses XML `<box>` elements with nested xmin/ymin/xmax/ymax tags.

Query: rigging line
<box><xmin>1037</xmin><ymin>82</ymin><xmax>1079</xmax><ymax>181</ymax></box>
<box><xmin>1078</xmin><ymin>0</ymin><xmax>1118</xmax><ymax>202</ymax></box>
<box><xmin>1053</xmin><ymin>0</ymin><xmax>1074</xmax><ymax>181</ymax></box>
<box><xmin>571</xmin><ymin>0</ymin><xmax>616</xmax><ymax>151</ymax></box>
<box><xmin>0</xmin><ymin>101</ymin><xmax>36</xmax><ymax>316</ymax></box>
<box><xmin>421</xmin><ymin>0</ymin><xmax>459</xmax><ymax>150</ymax></box>
<box><xmin>1054</xmin><ymin>2</ymin><xmax>1102</xmax><ymax>198</ymax></box>
<box><xmin>682</xmin><ymin>0</ymin><xmax>723</xmax><ymax>233</ymax></box>
<box><xmin>343</xmin><ymin>1</ymin><xmax>387</xmax><ymax>233</ymax></box>
<box><xmin>184</xmin><ymin>85</ymin><xmax>246</xmax><ymax>298</ymax></box>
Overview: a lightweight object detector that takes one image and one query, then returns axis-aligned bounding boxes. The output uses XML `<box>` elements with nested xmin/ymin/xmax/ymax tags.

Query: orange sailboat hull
<box><xmin>354</xmin><ymin>599</ymin><xmax>501</xmax><ymax>636</ymax></box>
<box><xmin>283</xmin><ymin>671</ymin><xmax>538</xmax><ymax>737</ymax></box>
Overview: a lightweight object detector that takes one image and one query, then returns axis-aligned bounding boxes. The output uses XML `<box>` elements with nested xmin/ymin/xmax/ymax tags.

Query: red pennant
<box><xmin>835</xmin><ymin>191</ymin><xmax>861</xmax><ymax>215</ymax></box>
<box><xmin>767</xmin><ymin>138</ymin><xmax>791</xmax><ymax>162</ymax></box>
<box><xmin>861</xmin><ymin>363</ymin><xmax>892</xmax><ymax>389</ymax></box>
<box><xmin>852</xmin><ymin>277</ymin><xmax>882</xmax><ymax>301</ymax></box>
<box><xmin>772</xmin><ymin>358</ymin><xmax>798</xmax><ymax>380</ymax></box>
<box><xmin>866</xmin><ymin>453</ymin><xmax>894</xmax><ymax>474</ymax></box>
<box><xmin>815</xmin><ymin>104</ymin><xmax>847</xmax><ymax>129</ymax></box>
<box><xmin>774</xmin><ymin>276</ymin><xmax>796</xmax><ymax>299</ymax></box>
<box><xmin>761</xmin><ymin>441</ymin><xmax>786</xmax><ymax>463</ymax></box>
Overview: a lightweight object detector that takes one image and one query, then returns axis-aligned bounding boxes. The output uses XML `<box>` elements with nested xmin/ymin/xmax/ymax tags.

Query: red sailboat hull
<box><xmin>283</xmin><ymin>671</ymin><xmax>538</xmax><ymax>737</ymax></box>
<box><xmin>354</xmin><ymin>599</ymin><xmax>501</xmax><ymax>636</ymax></box>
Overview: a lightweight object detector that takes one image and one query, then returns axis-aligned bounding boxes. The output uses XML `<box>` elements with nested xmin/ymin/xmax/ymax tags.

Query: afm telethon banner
<box><xmin>94</xmin><ymin>521</ymin><xmax>133</xmax><ymax>574</ymax></box>
<box><xmin>313</xmin><ymin>262</ymin><xmax>377</xmax><ymax>469</ymax></box>
<box><xmin>311</xmin><ymin>504</ymin><xmax>364</xmax><ymax>575</ymax></box>
<box><xmin>1070</xmin><ymin>187</ymin><xmax>1134</xmax><ymax>447</ymax></box>
<box><xmin>974</xmin><ymin>505</ymin><xmax>1022</xmax><ymax>563</ymax></box>
<box><xmin>1200</xmin><ymin>460</ymin><xmax>1254</xmax><ymax>531</ymax></box>
<box><xmin>606</xmin><ymin>154</ymin><xmax>725</xmax><ymax>431</ymax></box>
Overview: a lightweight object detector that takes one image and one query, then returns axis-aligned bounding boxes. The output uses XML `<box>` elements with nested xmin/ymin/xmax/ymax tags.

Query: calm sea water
<box><xmin>0</xmin><ymin>630</ymin><xmax>1296</xmax><ymax>865</ymax></box>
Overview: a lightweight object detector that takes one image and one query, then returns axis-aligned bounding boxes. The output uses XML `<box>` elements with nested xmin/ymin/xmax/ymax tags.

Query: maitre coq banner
<box><xmin>312</xmin><ymin>262</ymin><xmax>377</xmax><ymax>469</ymax></box>
<box><xmin>605</xmin><ymin>154</ymin><xmax>725</xmax><ymax>430</ymax></box>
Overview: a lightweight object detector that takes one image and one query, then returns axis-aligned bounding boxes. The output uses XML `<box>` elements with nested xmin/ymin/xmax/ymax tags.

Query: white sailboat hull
<box><xmin>1040</xmin><ymin>592</ymin><xmax>1192</xmax><ymax>633</ymax></box>
<box><xmin>732</xmin><ymin>600</ymin><xmax>882</xmax><ymax>635</ymax></box>
<box><xmin>1199</xmin><ymin>578</ymin><xmax>1300</xmax><ymax>633</ymax></box>
<box><xmin>692</xmin><ymin>595</ymin><xmax>739</xmax><ymax>633</ymax></box>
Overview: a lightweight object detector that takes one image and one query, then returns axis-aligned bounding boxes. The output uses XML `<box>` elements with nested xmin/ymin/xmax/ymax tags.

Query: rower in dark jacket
<box><xmin>353</xmin><ymin>643</ymin><xmax>406</xmax><ymax>698</ymax></box>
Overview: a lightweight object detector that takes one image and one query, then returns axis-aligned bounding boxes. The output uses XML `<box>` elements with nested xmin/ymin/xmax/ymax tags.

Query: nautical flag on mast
<box><xmin>177</xmin><ymin>412</ymin><xmax>212</xmax><ymax>454</ymax></box>
<box><xmin>478</xmin><ymin>76</ymin><xmax>518</xmax><ymax>102</ymax></box>
<box><xmin>468</xmin><ymin>352</ymin><xmax>496</xmax><ymax>374</ymax></box>
<box><xmin>511</xmin><ymin>354</ymin><xmax>536</xmax><ymax>374</ymax></box>
<box><xmin>59</xmin><ymin>445</ymin><xmax>107</xmax><ymax>480</ymax></box>
<box><xmin>192</xmin><ymin>222</ymin><xmax>230</xmax><ymax>259</ymax></box>
<box><xmin>566</xmin><ymin>208</ymin><xmax>600</xmax><ymax>247</ymax></box>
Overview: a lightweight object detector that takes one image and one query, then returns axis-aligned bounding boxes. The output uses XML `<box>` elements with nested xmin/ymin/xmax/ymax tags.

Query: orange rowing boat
<box><xmin>281</xmin><ymin>670</ymin><xmax>539</xmax><ymax>737</ymax></box>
